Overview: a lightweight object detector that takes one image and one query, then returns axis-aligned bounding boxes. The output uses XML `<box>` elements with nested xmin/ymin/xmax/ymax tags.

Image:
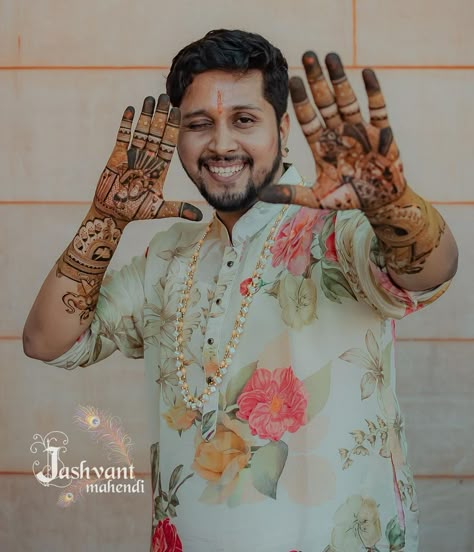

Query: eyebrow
<box><xmin>182</xmin><ymin>104</ymin><xmax>264</xmax><ymax>121</ymax></box>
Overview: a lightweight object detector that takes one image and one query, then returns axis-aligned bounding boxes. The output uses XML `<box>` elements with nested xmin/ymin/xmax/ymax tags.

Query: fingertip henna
<box><xmin>169</xmin><ymin>107</ymin><xmax>181</xmax><ymax>125</ymax></box>
<box><xmin>325</xmin><ymin>53</ymin><xmax>345</xmax><ymax>80</ymax></box>
<box><xmin>289</xmin><ymin>77</ymin><xmax>308</xmax><ymax>103</ymax></box>
<box><xmin>180</xmin><ymin>202</ymin><xmax>203</xmax><ymax>222</ymax></box>
<box><xmin>362</xmin><ymin>69</ymin><xmax>381</xmax><ymax>94</ymax></box>
<box><xmin>302</xmin><ymin>50</ymin><xmax>318</xmax><ymax>65</ymax></box>
<box><xmin>123</xmin><ymin>106</ymin><xmax>135</xmax><ymax>120</ymax></box>
<box><xmin>143</xmin><ymin>96</ymin><xmax>156</xmax><ymax>115</ymax></box>
<box><xmin>157</xmin><ymin>94</ymin><xmax>170</xmax><ymax>109</ymax></box>
<box><xmin>258</xmin><ymin>186</ymin><xmax>292</xmax><ymax>205</ymax></box>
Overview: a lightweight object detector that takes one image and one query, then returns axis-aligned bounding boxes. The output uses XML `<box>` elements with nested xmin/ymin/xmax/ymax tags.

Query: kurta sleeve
<box><xmin>332</xmin><ymin>209</ymin><xmax>452</xmax><ymax>320</ymax></box>
<box><xmin>45</xmin><ymin>253</ymin><xmax>146</xmax><ymax>370</ymax></box>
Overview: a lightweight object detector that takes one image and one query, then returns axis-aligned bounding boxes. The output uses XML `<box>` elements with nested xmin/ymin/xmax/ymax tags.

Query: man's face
<box><xmin>176</xmin><ymin>69</ymin><xmax>289</xmax><ymax>212</ymax></box>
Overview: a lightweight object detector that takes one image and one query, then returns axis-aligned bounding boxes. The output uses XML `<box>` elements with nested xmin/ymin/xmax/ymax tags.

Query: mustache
<box><xmin>199</xmin><ymin>156</ymin><xmax>253</xmax><ymax>169</ymax></box>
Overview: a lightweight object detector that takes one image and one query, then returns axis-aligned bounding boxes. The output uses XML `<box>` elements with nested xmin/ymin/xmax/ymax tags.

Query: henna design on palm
<box><xmin>259</xmin><ymin>52</ymin><xmax>405</xmax><ymax>211</ymax></box>
<box><xmin>94</xmin><ymin>94</ymin><xmax>202</xmax><ymax>222</ymax></box>
<box><xmin>56</xmin><ymin>94</ymin><xmax>203</xmax><ymax>322</ymax></box>
<box><xmin>259</xmin><ymin>52</ymin><xmax>446</xmax><ymax>275</ymax></box>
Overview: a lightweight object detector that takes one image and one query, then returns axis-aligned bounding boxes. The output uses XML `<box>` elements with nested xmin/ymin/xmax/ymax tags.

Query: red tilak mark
<box><xmin>217</xmin><ymin>90</ymin><xmax>223</xmax><ymax>114</ymax></box>
<box><xmin>17</xmin><ymin>35</ymin><xmax>21</xmax><ymax>52</ymax></box>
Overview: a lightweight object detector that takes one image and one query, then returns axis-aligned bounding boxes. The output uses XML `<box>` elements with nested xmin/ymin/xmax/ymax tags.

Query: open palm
<box><xmin>94</xmin><ymin>94</ymin><xmax>201</xmax><ymax>222</ymax></box>
<box><xmin>260</xmin><ymin>52</ymin><xmax>407</xmax><ymax>213</ymax></box>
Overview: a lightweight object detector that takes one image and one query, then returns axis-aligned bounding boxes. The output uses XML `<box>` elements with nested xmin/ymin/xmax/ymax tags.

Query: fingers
<box><xmin>131</xmin><ymin>96</ymin><xmax>156</xmax><ymax>149</ymax></box>
<box><xmin>325</xmin><ymin>52</ymin><xmax>363</xmax><ymax>124</ymax></box>
<box><xmin>145</xmin><ymin>94</ymin><xmax>170</xmax><ymax>154</ymax></box>
<box><xmin>155</xmin><ymin>201</ymin><xmax>203</xmax><ymax>221</ymax></box>
<box><xmin>156</xmin><ymin>107</ymin><xmax>181</xmax><ymax>163</ymax></box>
<box><xmin>301</xmin><ymin>51</ymin><xmax>342</xmax><ymax>129</ymax></box>
<box><xmin>362</xmin><ymin>69</ymin><xmax>390</xmax><ymax>128</ymax></box>
<box><xmin>289</xmin><ymin>77</ymin><xmax>324</xmax><ymax>154</ymax></box>
<box><xmin>115</xmin><ymin>106</ymin><xmax>135</xmax><ymax>151</ymax></box>
<box><xmin>258</xmin><ymin>184</ymin><xmax>322</xmax><ymax>209</ymax></box>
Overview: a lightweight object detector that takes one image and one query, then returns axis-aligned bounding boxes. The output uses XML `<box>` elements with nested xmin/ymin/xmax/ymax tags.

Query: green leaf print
<box><xmin>168</xmin><ymin>465</ymin><xmax>183</xmax><ymax>492</ymax></box>
<box><xmin>150</xmin><ymin>442</ymin><xmax>160</xmax><ymax>494</ymax></box>
<box><xmin>321</xmin><ymin>266</ymin><xmax>357</xmax><ymax>303</ymax></box>
<box><xmin>385</xmin><ymin>515</ymin><xmax>406</xmax><ymax>550</ymax></box>
<box><xmin>264</xmin><ymin>278</ymin><xmax>281</xmax><ymax>299</ymax></box>
<box><xmin>303</xmin><ymin>361</ymin><xmax>331</xmax><ymax>420</ymax></box>
<box><xmin>201</xmin><ymin>410</ymin><xmax>218</xmax><ymax>438</ymax></box>
<box><xmin>225</xmin><ymin>362</ymin><xmax>258</xmax><ymax>406</ymax></box>
<box><xmin>154</xmin><ymin>465</ymin><xmax>194</xmax><ymax>521</ymax></box>
<box><xmin>250</xmin><ymin>440</ymin><xmax>288</xmax><ymax>499</ymax></box>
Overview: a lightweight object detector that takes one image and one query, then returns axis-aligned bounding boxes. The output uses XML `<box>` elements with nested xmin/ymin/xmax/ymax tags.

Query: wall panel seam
<box><xmin>2</xmin><ymin>65</ymin><xmax>474</xmax><ymax>71</ymax></box>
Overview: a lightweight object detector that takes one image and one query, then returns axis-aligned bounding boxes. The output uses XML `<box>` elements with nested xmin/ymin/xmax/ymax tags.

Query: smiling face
<box><xmin>176</xmin><ymin>69</ymin><xmax>290</xmax><ymax>214</ymax></box>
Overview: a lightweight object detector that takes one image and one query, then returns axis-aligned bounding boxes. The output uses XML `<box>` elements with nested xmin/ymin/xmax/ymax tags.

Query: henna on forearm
<box><xmin>364</xmin><ymin>185</ymin><xmax>446</xmax><ymax>275</ymax></box>
<box><xmin>56</xmin><ymin>208</ymin><xmax>126</xmax><ymax>322</ymax></box>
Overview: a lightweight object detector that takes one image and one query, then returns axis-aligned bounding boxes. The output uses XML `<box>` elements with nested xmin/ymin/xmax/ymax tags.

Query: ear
<box><xmin>279</xmin><ymin>111</ymin><xmax>290</xmax><ymax>149</ymax></box>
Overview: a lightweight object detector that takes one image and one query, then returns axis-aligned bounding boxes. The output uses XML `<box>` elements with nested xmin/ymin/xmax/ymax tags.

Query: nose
<box><xmin>207</xmin><ymin>121</ymin><xmax>238</xmax><ymax>156</ymax></box>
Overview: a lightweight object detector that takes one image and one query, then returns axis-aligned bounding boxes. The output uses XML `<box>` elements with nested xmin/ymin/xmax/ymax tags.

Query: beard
<box><xmin>179</xmin><ymin>136</ymin><xmax>283</xmax><ymax>213</ymax></box>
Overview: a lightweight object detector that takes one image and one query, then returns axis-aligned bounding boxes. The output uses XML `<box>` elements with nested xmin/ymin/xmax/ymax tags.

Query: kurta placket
<box><xmin>200</xmin><ymin>241</ymin><xmax>239</xmax><ymax>441</ymax></box>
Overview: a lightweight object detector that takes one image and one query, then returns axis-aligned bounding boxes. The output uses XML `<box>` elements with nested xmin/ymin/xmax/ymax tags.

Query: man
<box><xmin>23</xmin><ymin>29</ymin><xmax>458</xmax><ymax>551</ymax></box>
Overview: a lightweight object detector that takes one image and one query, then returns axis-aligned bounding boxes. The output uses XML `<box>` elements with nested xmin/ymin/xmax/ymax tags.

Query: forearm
<box><xmin>23</xmin><ymin>206</ymin><xmax>127</xmax><ymax>361</ymax></box>
<box><xmin>365</xmin><ymin>185</ymin><xmax>459</xmax><ymax>291</ymax></box>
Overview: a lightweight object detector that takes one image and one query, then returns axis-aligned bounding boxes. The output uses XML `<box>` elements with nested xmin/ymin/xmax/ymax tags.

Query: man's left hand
<box><xmin>259</xmin><ymin>51</ymin><xmax>407</xmax><ymax>213</ymax></box>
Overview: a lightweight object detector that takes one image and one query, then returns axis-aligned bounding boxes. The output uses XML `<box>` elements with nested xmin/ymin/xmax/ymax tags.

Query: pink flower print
<box><xmin>151</xmin><ymin>518</ymin><xmax>183</xmax><ymax>552</ymax></box>
<box><xmin>240</xmin><ymin>277</ymin><xmax>253</xmax><ymax>296</ymax></box>
<box><xmin>271</xmin><ymin>207</ymin><xmax>321</xmax><ymax>275</ymax></box>
<box><xmin>236</xmin><ymin>366</ymin><xmax>308</xmax><ymax>441</ymax></box>
<box><xmin>324</xmin><ymin>229</ymin><xmax>338</xmax><ymax>262</ymax></box>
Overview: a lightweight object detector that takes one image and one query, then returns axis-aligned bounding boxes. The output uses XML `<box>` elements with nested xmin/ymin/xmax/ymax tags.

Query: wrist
<box><xmin>87</xmin><ymin>203</ymin><xmax>129</xmax><ymax>232</ymax></box>
<box><xmin>56</xmin><ymin>207</ymin><xmax>125</xmax><ymax>283</ymax></box>
<box><xmin>364</xmin><ymin>186</ymin><xmax>446</xmax><ymax>275</ymax></box>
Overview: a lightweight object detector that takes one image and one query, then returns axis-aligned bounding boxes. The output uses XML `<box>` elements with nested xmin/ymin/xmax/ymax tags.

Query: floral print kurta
<box><xmin>49</xmin><ymin>164</ymin><xmax>451</xmax><ymax>551</ymax></box>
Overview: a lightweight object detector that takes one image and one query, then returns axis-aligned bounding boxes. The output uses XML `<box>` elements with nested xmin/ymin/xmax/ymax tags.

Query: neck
<box><xmin>216</xmin><ymin>161</ymin><xmax>287</xmax><ymax>236</ymax></box>
<box><xmin>215</xmin><ymin>206</ymin><xmax>253</xmax><ymax>236</ymax></box>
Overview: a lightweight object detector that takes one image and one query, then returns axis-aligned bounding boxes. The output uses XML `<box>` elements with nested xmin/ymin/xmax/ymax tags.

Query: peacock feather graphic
<box><xmin>74</xmin><ymin>404</ymin><xmax>134</xmax><ymax>466</ymax></box>
<box><xmin>57</xmin><ymin>476</ymin><xmax>100</xmax><ymax>508</ymax></box>
<box><xmin>55</xmin><ymin>405</ymin><xmax>135</xmax><ymax>508</ymax></box>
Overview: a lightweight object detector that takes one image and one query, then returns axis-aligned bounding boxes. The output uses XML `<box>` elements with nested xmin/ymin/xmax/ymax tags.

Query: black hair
<box><xmin>166</xmin><ymin>29</ymin><xmax>289</xmax><ymax>122</ymax></box>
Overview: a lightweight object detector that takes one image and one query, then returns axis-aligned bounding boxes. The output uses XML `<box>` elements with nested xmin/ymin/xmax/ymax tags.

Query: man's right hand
<box><xmin>23</xmin><ymin>94</ymin><xmax>202</xmax><ymax>362</ymax></box>
<box><xmin>94</xmin><ymin>93</ymin><xmax>202</xmax><ymax>223</ymax></box>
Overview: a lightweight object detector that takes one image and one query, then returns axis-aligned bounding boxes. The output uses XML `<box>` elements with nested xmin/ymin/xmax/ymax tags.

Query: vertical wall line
<box><xmin>352</xmin><ymin>0</ymin><xmax>358</xmax><ymax>66</ymax></box>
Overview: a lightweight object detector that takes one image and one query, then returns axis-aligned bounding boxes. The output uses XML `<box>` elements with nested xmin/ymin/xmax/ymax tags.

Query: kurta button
<box><xmin>216</xmin><ymin>299</ymin><xmax>222</xmax><ymax>305</ymax></box>
<box><xmin>207</xmin><ymin>338</ymin><xmax>214</xmax><ymax>345</ymax></box>
<box><xmin>227</xmin><ymin>260</ymin><xmax>234</xmax><ymax>267</ymax></box>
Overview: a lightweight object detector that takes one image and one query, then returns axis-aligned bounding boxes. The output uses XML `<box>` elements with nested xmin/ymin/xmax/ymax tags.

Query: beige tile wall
<box><xmin>1</xmin><ymin>0</ymin><xmax>473</xmax><ymax>550</ymax></box>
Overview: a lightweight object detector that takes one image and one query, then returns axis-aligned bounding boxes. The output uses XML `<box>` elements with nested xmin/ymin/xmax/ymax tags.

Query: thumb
<box><xmin>258</xmin><ymin>184</ymin><xmax>322</xmax><ymax>209</ymax></box>
<box><xmin>155</xmin><ymin>201</ymin><xmax>203</xmax><ymax>221</ymax></box>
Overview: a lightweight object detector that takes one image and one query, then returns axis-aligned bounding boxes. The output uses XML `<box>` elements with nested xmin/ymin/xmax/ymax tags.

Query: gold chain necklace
<box><xmin>174</xmin><ymin>205</ymin><xmax>289</xmax><ymax>411</ymax></box>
